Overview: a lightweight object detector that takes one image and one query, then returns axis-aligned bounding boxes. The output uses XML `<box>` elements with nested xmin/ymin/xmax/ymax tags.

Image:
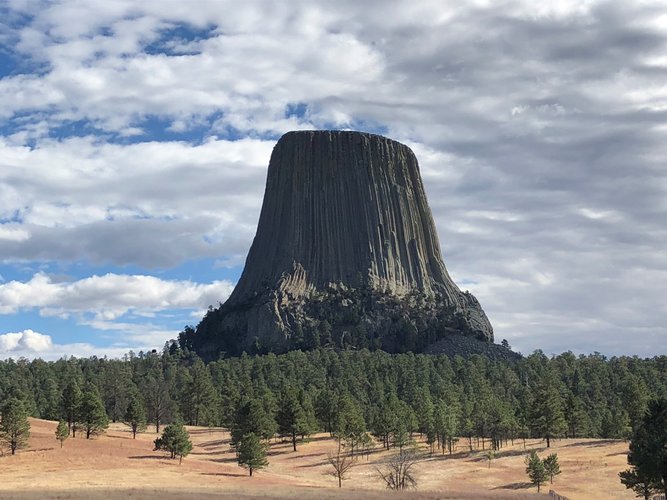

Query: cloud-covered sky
<box><xmin>1</xmin><ymin>0</ymin><xmax>665</xmax><ymax>359</ymax></box>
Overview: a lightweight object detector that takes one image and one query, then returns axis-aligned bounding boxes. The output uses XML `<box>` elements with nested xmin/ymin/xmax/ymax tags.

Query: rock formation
<box><xmin>191</xmin><ymin>130</ymin><xmax>493</xmax><ymax>359</ymax></box>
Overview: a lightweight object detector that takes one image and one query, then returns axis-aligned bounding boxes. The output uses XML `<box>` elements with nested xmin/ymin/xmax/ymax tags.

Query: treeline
<box><xmin>0</xmin><ymin>347</ymin><xmax>666</xmax><ymax>451</ymax></box>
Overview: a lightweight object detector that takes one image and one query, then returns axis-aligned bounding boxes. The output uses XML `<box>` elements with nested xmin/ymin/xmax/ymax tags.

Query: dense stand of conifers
<box><xmin>1</xmin><ymin>346</ymin><xmax>666</xmax><ymax>455</ymax></box>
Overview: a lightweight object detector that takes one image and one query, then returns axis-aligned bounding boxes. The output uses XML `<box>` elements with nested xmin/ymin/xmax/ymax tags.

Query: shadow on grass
<box><xmin>494</xmin><ymin>481</ymin><xmax>534</xmax><ymax>490</ymax></box>
<box><xmin>200</xmin><ymin>471</ymin><xmax>246</xmax><ymax>478</ymax></box>
<box><xmin>106</xmin><ymin>433</ymin><xmax>135</xmax><ymax>441</ymax></box>
<box><xmin>197</xmin><ymin>439</ymin><xmax>227</xmax><ymax>448</ymax></box>
<box><xmin>208</xmin><ymin>456</ymin><xmax>240</xmax><ymax>464</ymax></box>
<box><xmin>188</xmin><ymin>428</ymin><xmax>226</xmax><ymax>436</ymax></box>
<box><xmin>128</xmin><ymin>454</ymin><xmax>166</xmax><ymax>460</ymax></box>
<box><xmin>285</xmin><ymin>451</ymin><xmax>325</xmax><ymax>460</ymax></box>
<box><xmin>470</xmin><ymin>448</ymin><xmax>533</xmax><ymax>462</ymax></box>
<box><xmin>561</xmin><ymin>439</ymin><xmax>623</xmax><ymax>448</ymax></box>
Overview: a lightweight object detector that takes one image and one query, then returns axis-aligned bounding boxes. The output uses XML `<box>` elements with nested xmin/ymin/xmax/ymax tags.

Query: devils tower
<box><xmin>190</xmin><ymin>130</ymin><xmax>493</xmax><ymax>359</ymax></box>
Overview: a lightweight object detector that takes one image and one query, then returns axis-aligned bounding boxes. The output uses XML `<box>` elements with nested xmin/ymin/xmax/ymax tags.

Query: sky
<box><xmin>0</xmin><ymin>0</ymin><xmax>666</xmax><ymax>360</ymax></box>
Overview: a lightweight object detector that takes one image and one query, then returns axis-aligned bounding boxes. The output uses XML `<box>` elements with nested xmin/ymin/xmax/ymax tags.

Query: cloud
<box><xmin>0</xmin><ymin>1</ymin><xmax>666</xmax><ymax>357</ymax></box>
<box><xmin>0</xmin><ymin>329</ymin><xmax>52</xmax><ymax>353</ymax></box>
<box><xmin>0</xmin><ymin>272</ymin><xmax>234</xmax><ymax>318</ymax></box>
<box><xmin>0</xmin><ymin>329</ymin><xmax>150</xmax><ymax>360</ymax></box>
<box><xmin>0</xmin><ymin>137</ymin><xmax>272</xmax><ymax>266</ymax></box>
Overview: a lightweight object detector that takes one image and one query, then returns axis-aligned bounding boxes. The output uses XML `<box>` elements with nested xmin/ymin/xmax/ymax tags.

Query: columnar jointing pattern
<box><xmin>223</xmin><ymin>130</ymin><xmax>493</xmax><ymax>349</ymax></box>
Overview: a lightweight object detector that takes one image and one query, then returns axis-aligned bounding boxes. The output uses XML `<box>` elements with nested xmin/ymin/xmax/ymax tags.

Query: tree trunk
<box><xmin>249</xmin><ymin>467</ymin><xmax>253</xmax><ymax>477</ymax></box>
<box><xmin>292</xmin><ymin>431</ymin><xmax>297</xmax><ymax>452</ymax></box>
<box><xmin>338</xmin><ymin>475</ymin><xmax>342</xmax><ymax>488</ymax></box>
<box><xmin>546</xmin><ymin>435</ymin><xmax>551</xmax><ymax>448</ymax></box>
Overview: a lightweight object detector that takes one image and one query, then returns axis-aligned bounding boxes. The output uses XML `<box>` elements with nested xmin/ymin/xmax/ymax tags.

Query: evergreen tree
<box><xmin>315</xmin><ymin>388</ymin><xmax>338</xmax><ymax>435</ymax></box>
<box><xmin>154</xmin><ymin>420</ymin><xmax>193</xmax><ymax>464</ymax></box>
<box><xmin>621</xmin><ymin>373</ymin><xmax>650</xmax><ymax>433</ymax></box>
<box><xmin>525</xmin><ymin>450</ymin><xmax>547</xmax><ymax>492</ymax></box>
<box><xmin>55</xmin><ymin>420</ymin><xmax>69</xmax><ymax>448</ymax></box>
<box><xmin>237</xmin><ymin>432</ymin><xmax>268</xmax><ymax>476</ymax></box>
<box><xmin>334</xmin><ymin>394</ymin><xmax>366</xmax><ymax>456</ymax></box>
<box><xmin>102</xmin><ymin>361</ymin><xmax>131</xmax><ymax>423</ymax></box>
<box><xmin>530</xmin><ymin>377</ymin><xmax>566</xmax><ymax>447</ymax></box>
<box><xmin>62</xmin><ymin>376</ymin><xmax>82</xmax><ymax>437</ymax></box>
<box><xmin>231</xmin><ymin>397</ymin><xmax>277</xmax><ymax>448</ymax></box>
<box><xmin>0</xmin><ymin>397</ymin><xmax>31</xmax><ymax>455</ymax></box>
<box><xmin>564</xmin><ymin>394</ymin><xmax>589</xmax><ymax>438</ymax></box>
<box><xmin>620</xmin><ymin>468</ymin><xmax>659</xmax><ymax>500</ymax></box>
<box><xmin>182</xmin><ymin>359</ymin><xmax>218</xmax><ymax>426</ymax></box>
<box><xmin>143</xmin><ymin>359</ymin><xmax>173</xmax><ymax>434</ymax></box>
<box><xmin>37</xmin><ymin>375</ymin><xmax>61</xmax><ymax>420</ymax></box>
<box><xmin>124</xmin><ymin>390</ymin><xmax>147</xmax><ymax>439</ymax></box>
<box><xmin>543</xmin><ymin>453</ymin><xmax>561</xmax><ymax>483</ymax></box>
<box><xmin>79</xmin><ymin>382</ymin><xmax>109</xmax><ymax>439</ymax></box>
<box><xmin>624</xmin><ymin>399</ymin><xmax>667</xmax><ymax>497</ymax></box>
<box><xmin>276</xmin><ymin>388</ymin><xmax>311</xmax><ymax>452</ymax></box>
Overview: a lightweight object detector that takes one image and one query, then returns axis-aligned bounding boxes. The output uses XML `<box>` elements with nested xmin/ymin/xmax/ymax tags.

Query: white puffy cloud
<box><xmin>0</xmin><ymin>272</ymin><xmax>234</xmax><ymax>319</ymax></box>
<box><xmin>0</xmin><ymin>329</ymin><xmax>150</xmax><ymax>360</ymax></box>
<box><xmin>0</xmin><ymin>329</ymin><xmax>52</xmax><ymax>353</ymax></box>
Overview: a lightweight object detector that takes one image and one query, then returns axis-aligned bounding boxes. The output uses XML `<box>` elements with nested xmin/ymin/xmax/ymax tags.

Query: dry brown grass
<box><xmin>0</xmin><ymin>418</ymin><xmax>634</xmax><ymax>499</ymax></box>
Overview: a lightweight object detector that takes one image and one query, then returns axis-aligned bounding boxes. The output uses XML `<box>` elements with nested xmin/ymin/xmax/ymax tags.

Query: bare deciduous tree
<box><xmin>327</xmin><ymin>448</ymin><xmax>355</xmax><ymax>488</ymax></box>
<box><xmin>376</xmin><ymin>449</ymin><xmax>420</xmax><ymax>490</ymax></box>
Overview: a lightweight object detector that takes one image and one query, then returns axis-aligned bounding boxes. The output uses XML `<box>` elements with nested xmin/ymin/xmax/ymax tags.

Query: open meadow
<box><xmin>0</xmin><ymin>418</ymin><xmax>635</xmax><ymax>499</ymax></box>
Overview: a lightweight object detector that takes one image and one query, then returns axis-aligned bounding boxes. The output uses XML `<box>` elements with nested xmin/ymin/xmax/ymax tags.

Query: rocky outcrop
<box><xmin>192</xmin><ymin>130</ymin><xmax>493</xmax><ymax>358</ymax></box>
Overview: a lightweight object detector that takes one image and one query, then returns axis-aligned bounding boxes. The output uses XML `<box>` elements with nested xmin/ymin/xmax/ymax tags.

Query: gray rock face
<box><xmin>206</xmin><ymin>130</ymin><xmax>492</xmax><ymax>354</ymax></box>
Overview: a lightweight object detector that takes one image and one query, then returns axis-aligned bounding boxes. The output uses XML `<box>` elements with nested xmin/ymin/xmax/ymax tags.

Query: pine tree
<box><xmin>621</xmin><ymin>373</ymin><xmax>649</xmax><ymax>433</ymax></box>
<box><xmin>143</xmin><ymin>360</ymin><xmax>173</xmax><ymax>434</ymax></box>
<box><xmin>334</xmin><ymin>394</ymin><xmax>366</xmax><ymax>457</ymax></box>
<box><xmin>55</xmin><ymin>420</ymin><xmax>69</xmax><ymax>448</ymax></box>
<box><xmin>530</xmin><ymin>376</ymin><xmax>566</xmax><ymax>448</ymax></box>
<box><xmin>237</xmin><ymin>432</ymin><xmax>268</xmax><ymax>476</ymax></box>
<box><xmin>62</xmin><ymin>376</ymin><xmax>82</xmax><ymax>437</ymax></box>
<box><xmin>564</xmin><ymin>394</ymin><xmax>589</xmax><ymax>438</ymax></box>
<box><xmin>182</xmin><ymin>359</ymin><xmax>218</xmax><ymax>426</ymax></box>
<box><xmin>624</xmin><ymin>399</ymin><xmax>667</xmax><ymax>497</ymax></box>
<box><xmin>543</xmin><ymin>453</ymin><xmax>561</xmax><ymax>483</ymax></box>
<box><xmin>231</xmin><ymin>397</ymin><xmax>277</xmax><ymax>448</ymax></box>
<box><xmin>79</xmin><ymin>382</ymin><xmax>109</xmax><ymax>439</ymax></box>
<box><xmin>102</xmin><ymin>361</ymin><xmax>131</xmax><ymax>423</ymax></box>
<box><xmin>525</xmin><ymin>450</ymin><xmax>547</xmax><ymax>492</ymax></box>
<box><xmin>620</xmin><ymin>468</ymin><xmax>659</xmax><ymax>500</ymax></box>
<box><xmin>276</xmin><ymin>388</ymin><xmax>311</xmax><ymax>452</ymax></box>
<box><xmin>154</xmin><ymin>420</ymin><xmax>193</xmax><ymax>464</ymax></box>
<box><xmin>0</xmin><ymin>397</ymin><xmax>31</xmax><ymax>455</ymax></box>
<box><xmin>124</xmin><ymin>390</ymin><xmax>147</xmax><ymax>439</ymax></box>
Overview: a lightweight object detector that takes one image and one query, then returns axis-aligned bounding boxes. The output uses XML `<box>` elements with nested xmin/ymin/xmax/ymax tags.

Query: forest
<box><xmin>1</xmin><ymin>344</ymin><xmax>665</xmax><ymax>453</ymax></box>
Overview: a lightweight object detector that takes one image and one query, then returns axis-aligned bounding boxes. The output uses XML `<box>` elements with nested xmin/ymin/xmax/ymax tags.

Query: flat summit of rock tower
<box><xmin>190</xmin><ymin>130</ymin><xmax>493</xmax><ymax>359</ymax></box>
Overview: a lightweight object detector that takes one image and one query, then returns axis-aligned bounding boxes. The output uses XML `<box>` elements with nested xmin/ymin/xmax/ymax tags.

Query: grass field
<box><xmin>0</xmin><ymin>418</ymin><xmax>635</xmax><ymax>499</ymax></box>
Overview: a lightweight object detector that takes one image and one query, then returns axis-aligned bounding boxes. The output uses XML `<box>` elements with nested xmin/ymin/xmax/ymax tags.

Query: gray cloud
<box><xmin>1</xmin><ymin>0</ymin><xmax>666</xmax><ymax>356</ymax></box>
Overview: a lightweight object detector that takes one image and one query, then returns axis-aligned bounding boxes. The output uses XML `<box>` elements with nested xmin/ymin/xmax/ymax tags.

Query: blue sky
<box><xmin>1</xmin><ymin>0</ymin><xmax>666</xmax><ymax>359</ymax></box>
